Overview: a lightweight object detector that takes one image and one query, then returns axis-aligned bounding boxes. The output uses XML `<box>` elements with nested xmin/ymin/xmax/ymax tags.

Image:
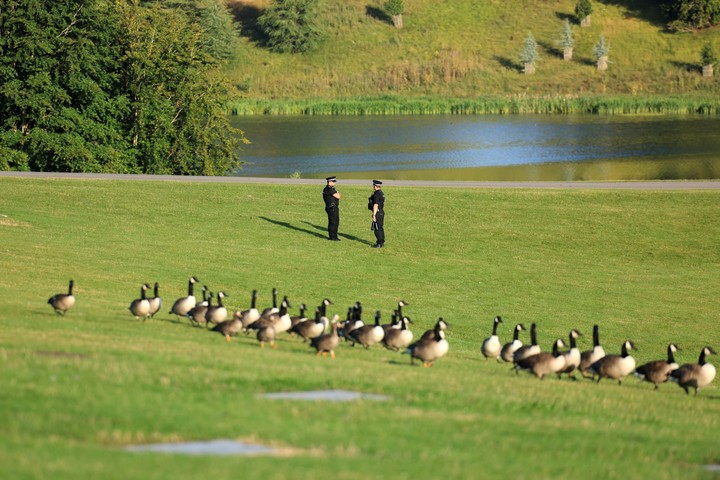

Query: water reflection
<box><xmin>231</xmin><ymin>115</ymin><xmax>720</xmax><ymax>181</ymax></box>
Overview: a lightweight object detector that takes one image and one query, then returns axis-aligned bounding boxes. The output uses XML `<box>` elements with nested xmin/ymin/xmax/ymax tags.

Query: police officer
<box><xmin>370</xmin><ymin>179</ymin><xmax>385</xmax><ymax>248</ymax></box>
<box><xmin>323</xmin><ymin>176</ymin><xmax>341</xmax><ymax>241</ymax></box>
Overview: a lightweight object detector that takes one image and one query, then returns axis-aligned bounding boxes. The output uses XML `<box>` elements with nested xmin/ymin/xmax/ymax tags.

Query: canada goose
<box><xmin>290</xmin><ymin>308</ymin><xmax>328</xmax><ymax>342</ymax></box>
<box><xmin>247</xmin><ymin>297</ymin><xmax>292</xmax><ymax>334</ymax></box>
<box><xmin>500</xmin><ymin>323</ymin><xmax>526</xmax><ymax>363</ymax></box>
<box><xmin>147</xmin><ymin>282</ymin><xmax>163</xmax><ymax>318</ymax></box>
<box><xmin>169</xmin><ymin>276</ymin><xmax>199</xmax><ymax>319</ymax></box>
<box><xmin>317</xmin><ymin>298</ymin><xmax>333</xmax><ymax>318</ymax></box>
<box><xmin>311</xmin><ymin>316</ymin><xmax>340</xmax><ymax>358</ymax></box>
<box><xmin>481</xmin><ymin>315</ymin><xmax>503</xmax><ymax>361</ymax></box>
<box><xmin>515</xmin><ymin>338</ymin><xmax>567</xmax><ymax>379</ymax></box>
<box><xmin>289</xmin><ymin>303</ymin><xmax>308</xmax><ymax>329</ymax></box>
<box><xmin>340</xmin><ymin>303</ymin><xmax>364</xmax><ymax>340</ymax></box>
<box><xmin>186</xmin><ymin>287</ymin><xmax>210</xmax><ymax>327</ymax></box>
<box><xmin>670</xmin><ymin>346</ymin><xmax>716</xmax><ymax>396</ymax></box>
<box><xmin>382</xmin><ymin>310</ymin><xmax>400</xmax><ymax>335</ymax></box>
<box><xmin>420</xmin><ymin>317</ymin><xmax>450</xmax><ymax>341</ymax></box>
<box><xmin>129</xmin><ymin>283</ymin><xmax>151</xmax><ymax>320</ymax></box>
<box><xmin>557</xmin><ymin>329</ymin><xmax>583</xmax><ymax>380</ymax></box>
<box><xmin>589</xmin><ymin>340</ymin><xmax>636</xmax><ymax>385</ymax></box>
<box><xmin>634</xmin><ymin>343</ymin><xmax>680</xmax><ymax>390</ymax></box>
<box><xmin>48</xmin><ymin>279</ymin><xmax>75</xmax><ymax>316</ymax></box>
<box><xmin>513</xmin><ymin>323</ymin><xmax>540</xmax><ymax>364</ymax></box>
<box><xmin>259</xmin><ymin>288</ymin><xmax>279</xmax><ymax>318</ymax></box>
<box><xmin>579</xmin><ymin>324</ymin><xmax>606</xmax><ymax>378</ymax></box>
<box><xmin>349</xmin><ymin>310</ymin><xmax>385</xmax><ymax>349</ymax></box>
<box><xmin>383</xmin><ymin>316</ymin><xmax>414</xmax><ymax>351</ymax></box>
<box><xmin>235</xmin><ymin>289</ymin><xmax>260</xmax><ymax>329</ymax></box>
<box><xmin>205</xmin><ymin>291</ymin><xmax>228</xmax><ymax>326</ymax></box>
<box><xmin>396</xmin><ymin>300</ymin><xmax>409</xmax><ymax>321</ymax></box>
<box><xmin>257</xmin><ymin>324</ymin><xmax>277</xmax><ymax>348</ymax></box>
<box><xmin>212</xmin><ymin>311</ymin><xmax>244</xmax><ymax>342</ymax></box>
<box><xmin>405</xmin><ymin>321</ymin><xmax>449</xmax><ymax>367</ymax></box>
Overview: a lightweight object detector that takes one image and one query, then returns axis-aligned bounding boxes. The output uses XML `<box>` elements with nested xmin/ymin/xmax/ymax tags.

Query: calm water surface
<box><xmin>231</xmin><ymin>115</ymin><xmax>720</xmax><ymax>181</ymax></box>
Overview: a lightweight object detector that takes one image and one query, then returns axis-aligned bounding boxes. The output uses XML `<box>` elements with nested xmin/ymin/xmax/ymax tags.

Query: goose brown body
<box><xmin>48</xmin><ymin>279</ymin><xmax>75</xmax><ymax>315</ymax></box>
<box><xmin>634</xmin><ymin>343</ymin><xmax>679</xmax><ymax>389</ymax></box>
<box><xmin>670</xmin><ymin>346</ymin><xmax>716</xmax><ymax>396</ymax></box>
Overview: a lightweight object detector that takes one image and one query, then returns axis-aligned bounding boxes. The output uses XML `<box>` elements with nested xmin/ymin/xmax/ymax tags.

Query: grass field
<box><xmin>1</xmin><ymin>177</ymin><xmax>719</xmax><ymax>479</ymax></box>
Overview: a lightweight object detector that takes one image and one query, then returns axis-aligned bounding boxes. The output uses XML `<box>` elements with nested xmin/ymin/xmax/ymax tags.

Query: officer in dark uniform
<box><xmin>370</xmin><ymin>179</ymin><xmax>385</xmax><ymax>248</ymax></box>
<box><xmin>323</xmin><ymin>176</ymin><xmax>341</xmax><ymax>241</ymax></box>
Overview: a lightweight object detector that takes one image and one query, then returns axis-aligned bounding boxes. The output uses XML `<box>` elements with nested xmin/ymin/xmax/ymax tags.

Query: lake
<box><xmin>230</xmin><ymin>114</ymin><xmax>720</xmax><ymax>181</ymax></box>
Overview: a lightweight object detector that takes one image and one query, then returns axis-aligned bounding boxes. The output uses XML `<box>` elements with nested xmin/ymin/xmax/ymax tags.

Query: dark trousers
<box><xmin>326</xmin><ymin>206</ymin><xmax>339</xmax><ymax>240</ymax></box>
<box><xmin>374</xmin><ymin>210</ymin><xmax>385</xmax><ymax>245</ymax></box>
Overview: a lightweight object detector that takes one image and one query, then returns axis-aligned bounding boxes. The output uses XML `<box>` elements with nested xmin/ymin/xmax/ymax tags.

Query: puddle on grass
<box><xmin>124</xmin><ymin>439</ymin><xmax>279</xmax><ymax>456</ymax></box>
<box><xmin>705</xmin><ymin>465</ymin><xmax>720</xmax><ymax>472</ymax></box>
<box><xmin>259</xmin><ymin>389</ymin><xmax>390</xmax><ymax>402</ymax></box>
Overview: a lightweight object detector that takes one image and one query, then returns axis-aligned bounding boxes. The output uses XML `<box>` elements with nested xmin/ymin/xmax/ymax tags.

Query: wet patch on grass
<box><xmin>259</xmin><ymin>389</ymin><xmax>390</xmax><ymax>402</ymax></box>
<box><xmin>124</xmin><ymin>439</ymin><xmax>280</xmax><ymax>456</ymax></box>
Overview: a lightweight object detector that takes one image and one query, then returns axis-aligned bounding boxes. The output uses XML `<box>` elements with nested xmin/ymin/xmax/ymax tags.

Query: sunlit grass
<box><xmin>0</xmin><ymin>177</ymin><xmax>719</xmax><ymax>479</ymax></box>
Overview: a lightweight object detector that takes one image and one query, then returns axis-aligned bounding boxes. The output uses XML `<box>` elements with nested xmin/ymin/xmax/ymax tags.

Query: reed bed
<box><xmin>228</xmin><ymin>95</ymin><xmax>720</xmax><ymax>116</ymax></box>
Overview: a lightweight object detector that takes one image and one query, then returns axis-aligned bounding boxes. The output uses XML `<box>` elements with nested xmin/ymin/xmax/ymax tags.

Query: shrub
<box><xmin>258</xmin><ymin>0</ymin><xmax>324</xmax><ymax>53</ymax></box>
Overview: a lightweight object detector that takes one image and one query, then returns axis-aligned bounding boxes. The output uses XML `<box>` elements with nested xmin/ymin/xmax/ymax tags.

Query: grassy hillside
<box><xmin>222</xmin><ymin>0</ymin><xmax>720</xmax><ymax>104</ymax></box>
<box><xmin>1</xmin><ymin>177</ymin><xmax>719</xmax><ymax>479</ymax></box>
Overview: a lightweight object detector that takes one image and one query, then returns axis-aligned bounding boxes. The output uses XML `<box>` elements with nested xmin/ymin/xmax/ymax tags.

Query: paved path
<box><xmin>2</xmin><ymin>172</ymin><xmax>719</xmax><ymax>189</ymax></box>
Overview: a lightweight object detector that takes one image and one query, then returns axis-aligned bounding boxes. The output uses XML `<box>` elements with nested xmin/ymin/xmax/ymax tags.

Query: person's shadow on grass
<box><xmin>259</xmin><ymin>216</ymin><xmax>326</xmax><ymax>239</ymax></box>
<box><xmin>301</xmin><ymin>221</ymin><xmax>374</xmax><ymax>245</ymax></box>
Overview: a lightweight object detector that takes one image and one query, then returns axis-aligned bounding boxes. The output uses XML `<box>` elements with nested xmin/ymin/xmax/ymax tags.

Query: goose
<box><xmin>500</xmin><ymin>323</ymin><xmax>525</xmax><ymax>363</ymax></box>
<box><xmin>349</xmin><ymin>310</ymin><xmax>385</xmax><ymax>349</ymax></box>
<box><xmin>515</xmin><ymin>338</ymin><xmax>567</xmax><ymax>379</ymax></box>
<box><xmin>513</xmin><ymin>322</ymin><xmax>540</xmax><ymax>364</ymax></box>
<box><xmin>290</xmin><ymin>308</ymin><xmax>329</xmax><ymax>342</ymax></box>
<box><xmin>382</xmin><ymin>309</ymin><xmax>400</xmax><ymax>335</ymax></box>
<box><xmin>382</xmin><ymin>316</ymin><xmax>414</xmax><ymax>351</ymax></box>
<box><xmin>481</xmin><ymin>315</ymin><xmax>503</xmax><ymax>361</ymax></box>
<box><xmin>186</xmin><ymin>287</ymin><xmax>210</xmax><ymax>327</ymax></box>
<box><xmin>405</xmin><ymin>322</ymin><xmax>449</xmax><ymax>367</ymax></box>
<box><xmin>48</xmin><ymin>279</ymin><xmax>75</xmax><ymax>316</ymax></box>
<box><xmin>311</xmin><ymin>316</ymin><xmax>340</xmax><ymax>358</ymax></box>
<box><xmin>670</xmin><ymin>346</ymin><xmax>716</xmax><ymax>396</ymax></box>
<box><xmin>588</xmin><ymin>340</ymin><xmax>636</xmax><ymax>385</ymax></box>
<box><xmin>340</xmin><ymin>303</ymin><xmax>364</xmax><ymax>340</ymax></box>
<box><xmin>634</xmin><ymin>343</ymin><xmax>680</xmax><ymax>390</ymax></box>
<box><xmin>289</xmin><ymin>303</ymin><xmax>308</xmax><ymax>329</ymax></box>
<box><xmin>235</xmin><ymin>289</ymin><xmax>260</xmax><ymax>329</ymax></box>
<box><xmin>420</xmin><ymin>317</ymin><xmax>450</xmax><ymax>342</ymax></box>
<box><xmin>557</xmin><ymin>329</ymin><xmax>583</xmax><ymax>380</ymax></box>
<box><xmin>317</xmin><ymin>298</ymin><xmax>333</xmax><ymax>318</ymax></box>
<box><xmin>169</xmin><ymin>276</ymin><xmax>199</xmax><ymax>319</ymax></box>
<box><xmin>579</xmin><ymin>324</ymin><xmax>606</xmax><ymax>378</ymax></box>
<box><xmin>129</xmin><ymin>283</ymin><xmax>152</xmax><ymax>320</ymax></box>
<box><xmin>212</xmin><ymin>311</ymin><xmax>244</xmax><ymax>342</ymax></box>
<box><xmin>204</xmin><ymin>291</ymin><xmax>228</xmax><ymax>326</ymax></box>
<box><xmin>147</xmin><ymin>282</ymin><xmax>162</xmax><ymax>318</ymax></box>
<box><xmin>396</xmin><ymin>300</ymin><xmax>409</xmax><ymax>321</ymax></box>
<box><xmin>247</xmin><ymin>297</ymin><xmax>292</xmax><ymax>334</ymax></box>
<box><xmin>259</xmin><ymin>288</ymin><xmax>279</xmax><ymax>318</ymax></box>
<box><xmin>257</xmin><ymin>324</ymin><xmax>277</xmax><ymax>349</ymax></box>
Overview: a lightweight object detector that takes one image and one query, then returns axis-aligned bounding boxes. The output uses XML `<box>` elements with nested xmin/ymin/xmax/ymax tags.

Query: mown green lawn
<box><xmin>1</xmin><ymin>177</ymin><xmax>718</xmax><ymax>479</ymax></box>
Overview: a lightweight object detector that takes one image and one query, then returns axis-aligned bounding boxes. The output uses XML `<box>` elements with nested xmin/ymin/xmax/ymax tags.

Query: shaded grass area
<box><xmin>1</xmin><ymin>178</ymin><xmax>719</xmax><ymax>479</ymax></box>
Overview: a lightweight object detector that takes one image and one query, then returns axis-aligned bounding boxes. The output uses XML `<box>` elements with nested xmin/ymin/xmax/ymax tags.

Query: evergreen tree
<box><xmin>384</xmin><ymin>0</ymin><xmax>404</xmax><ymax>28</ymax></box>
<box><xmin>258</xmin><ymin>0</ymin><xmax>324</xmax><ymax>54</ymax></box>
<box><xmin>560</xmin><ymin>19</ymin><xmax>574</xmax><ymax>60</ymax></box>
<box><xmin>575</xmin><ymin>0</ymin><xmax>593</xmax><ymax>26</ymax></box>
<box><xmin>519</xmin><ymin>33</ymin><xmax>539</xmax><ymax>73</ymax></box>
<box><xmin>664</xmin><ymin>0</ymin><xmax>720</xmax><ymax>31</ymax></box>
<box><xmin>701</xmin><ymin>41</ymin><xmax>718</xmax><ymax>66</ymax></box>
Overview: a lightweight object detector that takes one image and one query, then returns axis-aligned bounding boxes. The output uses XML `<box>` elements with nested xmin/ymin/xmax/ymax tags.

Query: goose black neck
<box><xmin>570</xmin><ymin>334</ymin><xmax>577</xmax><ymax>349</ymax></box>
<box><xmin>530</xmin><ymin>324</ymin><xmax>537</xmax><ymax>346</ymax></box>
<box><xmin>188</xmin><ymin>280</ymin><xmax>194</xmax><ymax>296</ymax></box>
<box><xmin>621</xmin><ymin>342</ymin><xmax>630</xmax><ymax>357</ymax></box>
<box><xmin>513</xmin><ymin>326</ymin><xmax>521</xmax><ymax>341</ymax></box>
<box><xmin>374</xmin><ymin>311</ymin><xmax>381</xmax><ymax>326</ymax></box>
<box><xmin>593</xmin><ymin>325</ymin><xmax>600</xmax><ymax>347</ymax></box>
<box><xmin>68</xmin><ymin>280</ymin><xmax>74</xmax><ymax>294</ymax></box>
<box><xmin>667</xmin><ymin>345</ymin><xmax>676</xmax><ymax>363</ymax></box>
<box><xmin>251</xmin><ymin>291</ymin><xmax>257</xmax><ymax>309</ymax></box>
<box><xmin>553</xmin><ymin>341</ymin><xmax>562</xmax><ymax>356</ymax></box>
<box><xmin>699</xmin><ymin>349</ymin><xmax>707</xmax><ymax>365</ymax></box>
<box><xmin>492</xmin><ymin>317</ymin><xmax>500</xmax><ymax>335</ymax></box>
<box><xmin>141</xmin><ymin>286</ymin><xmax>147</xmax><ymax>300</ymax></box>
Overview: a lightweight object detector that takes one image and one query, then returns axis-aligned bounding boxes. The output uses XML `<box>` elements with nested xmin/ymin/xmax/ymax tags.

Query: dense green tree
<box><xmin>258</xmin><ymin>0</ymin><xmax>324</xmax><ymax>54</ymax></box>
<box><xmin>560</xmin><ymin>19</ymin><xmax>574</xmax><ymax>60</ymax></box>
<box><xmin>663</xmin><ymin>0</ymin><xmax>720</xmax><ymax>31</ymax></box>
<box><xmin>575</xmin><ymin>0</ymin><xmax>593</xmax><ymax>27</ymax></box>
<box><xmin>701</xmin><ymin>42</ymin><xmax>718</xmax><ymax>65</ymax></box>
<box><xmin>384</xmin><ymin>0</ymin><xmax>404</xmax><ymax>28</ymax></box>
<box><xmin>0</xmin><ymin>0</ymin><xmax>130</xmax><ymax>172</ymax></box>
<box><xmin>0</xmin><ymin>0</ymin><xmax>246</xmax><ymax>175</ymax></box>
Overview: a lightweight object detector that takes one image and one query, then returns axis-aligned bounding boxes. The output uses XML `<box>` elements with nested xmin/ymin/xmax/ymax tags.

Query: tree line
<box><xmin>0</xmin><ymin>0</ymin><xmax>247</xmax><ymax>175</ymax></box>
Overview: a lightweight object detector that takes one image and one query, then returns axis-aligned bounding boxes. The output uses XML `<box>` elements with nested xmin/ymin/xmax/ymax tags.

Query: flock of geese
<box><xmin>48</xmin><ymin>278</ymin><xmax>716</xmax><ymax>396</ymax></box>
